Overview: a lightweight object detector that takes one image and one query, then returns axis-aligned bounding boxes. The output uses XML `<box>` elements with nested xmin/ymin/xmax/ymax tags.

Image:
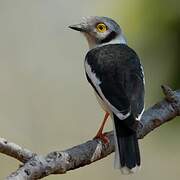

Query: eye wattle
<box><xmin>96</xmin><ymin>23</ymin><xmax>107</xmax><ymax>33</ymax></box>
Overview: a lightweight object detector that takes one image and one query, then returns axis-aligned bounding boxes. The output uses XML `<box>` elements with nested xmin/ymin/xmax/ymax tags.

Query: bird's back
<box><xmin>85</xmin><ymin>43</ymin><xmax>144</xmax><ymax>120</ymax></box>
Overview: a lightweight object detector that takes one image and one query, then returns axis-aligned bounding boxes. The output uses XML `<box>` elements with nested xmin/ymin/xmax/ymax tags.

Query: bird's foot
<box><xmin>93</xmin><ymin>133</ymin><xmax>109</xmax><ymax>144</ymax></box>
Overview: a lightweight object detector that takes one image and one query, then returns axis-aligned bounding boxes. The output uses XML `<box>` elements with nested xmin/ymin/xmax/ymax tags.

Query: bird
<box><xmin>69</xmin><ymin>16</ymin><xmax>145</xmax><ymax>174</ymax></box>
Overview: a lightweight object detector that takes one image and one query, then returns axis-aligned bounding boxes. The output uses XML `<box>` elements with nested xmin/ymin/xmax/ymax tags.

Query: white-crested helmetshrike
<box><xmin>69</xmin><ymin>16</ymin><xmax>145</xmax><ymax>174</ymax></box>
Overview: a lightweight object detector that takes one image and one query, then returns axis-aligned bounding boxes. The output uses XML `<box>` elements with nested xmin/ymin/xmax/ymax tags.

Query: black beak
<box><xmin>68</xmin><ymin>24</ymin><xmax>87</xmax><ymax>32</ymax></box>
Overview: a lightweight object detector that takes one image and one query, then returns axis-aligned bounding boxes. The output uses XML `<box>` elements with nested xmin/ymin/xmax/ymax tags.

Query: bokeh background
<box><xmin>0</xmin><ymin>0</ymin><xmax>180</xmax><ymax>179</ymax></box>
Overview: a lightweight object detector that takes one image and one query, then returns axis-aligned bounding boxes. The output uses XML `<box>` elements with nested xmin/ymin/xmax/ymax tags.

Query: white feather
<box><xmin>140</xmin><ymin>65</ymin><xmax>145</xmax><ymax>85</ymax></box>
<box><xmin>120</xmin><ymin>165</ymin><xmax>140</xmax><ymax>174</ymax></box>
<box><xmin>136</xmin><ymin>107</ymin><xmax>145</xmax><ymax>121</ymax></box>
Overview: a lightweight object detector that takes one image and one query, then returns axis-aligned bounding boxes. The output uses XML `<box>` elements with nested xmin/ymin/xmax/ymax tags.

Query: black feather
<box><xmin>85</xmin><ymin>44</ymin><xmax>144</xmax><ymax>119</ymax></box>
<box><xmin>99</xmin><ymin>31</ymin><xmax>117</xmax><ymax>44</ymax></box>
<box><xmin>114</xmin><ymin>114</ymin><xmax>140</xmax><ymax>169</ymax></box>
<box><xmin>85</xmin><ymin>44</ymin><xmax>144</xmax><ymax>171</ymax></box>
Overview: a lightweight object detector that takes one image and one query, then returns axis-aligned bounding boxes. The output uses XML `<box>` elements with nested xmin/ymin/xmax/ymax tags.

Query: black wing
<box><xmin>85</xmin><ymin>44</ymin><xmax>144</xmax><ymax>119</ymax></box>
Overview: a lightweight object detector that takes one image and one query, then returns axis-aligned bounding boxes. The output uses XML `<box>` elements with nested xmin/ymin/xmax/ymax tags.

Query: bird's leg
<box><xmin>94</xmin><ymin>112</ymin><xmax>110</xmax><ymax>144</ymax></box>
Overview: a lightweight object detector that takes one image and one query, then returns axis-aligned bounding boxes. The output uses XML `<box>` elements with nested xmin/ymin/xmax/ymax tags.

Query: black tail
<box><xmin>113</xmin><ymin>114</ymin><xmax>140</xmax><ymax>174</ymax></box>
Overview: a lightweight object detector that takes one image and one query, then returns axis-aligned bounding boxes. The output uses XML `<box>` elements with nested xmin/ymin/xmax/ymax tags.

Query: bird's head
<box><xmin>69</xmin><ymin>16</ymin><xmax>127</xmax><ymax>49</ymax></box>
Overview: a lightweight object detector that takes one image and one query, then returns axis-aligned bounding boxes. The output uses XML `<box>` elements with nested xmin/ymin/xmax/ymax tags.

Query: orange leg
<box><xmin>94</xmin><ymin>112</ymin><xmax>110</xmax><ymax>144</ymax></box>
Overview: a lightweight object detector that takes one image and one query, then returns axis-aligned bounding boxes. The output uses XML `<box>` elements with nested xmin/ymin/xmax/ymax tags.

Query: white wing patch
<box><xmin>140</xmin><ymin>65</ymin><xmax>145</xmax><ymax>85</ymax></box>
<box><xmin>135</xmin><ymin>107</ymin><xmax>145</xmax><ymax>121</ymax></box>
<box><xmin>85</xmin><ymin>60</ymin><xmax>130</xmax><ymax>120</ymax></box>
<box><xmin>135</xmin><ymin>65</ymin><xmax>145</xmax><ymax>121</ymax></box>
<box><xmin>85</xmin><ymin>61</ymin><xmax>101</xmax><ymax>85</ymax></box>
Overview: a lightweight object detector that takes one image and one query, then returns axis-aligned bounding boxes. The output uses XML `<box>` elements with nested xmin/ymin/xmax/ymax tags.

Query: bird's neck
<box><xmin>85</xmin><ymin>33</ymin><xmax>127</xmax><ymax>50</ymax></box>
<box><xmin>100</xmin><ymin>34</ymin><xmax>127</xmax><ymax>47</ymax></box>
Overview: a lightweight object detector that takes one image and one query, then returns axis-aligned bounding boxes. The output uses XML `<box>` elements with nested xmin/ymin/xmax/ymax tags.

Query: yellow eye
<box><xmin>96</xmin><ymin>23</ymin><xmax>107</xmax><ymax>33</ymax></box>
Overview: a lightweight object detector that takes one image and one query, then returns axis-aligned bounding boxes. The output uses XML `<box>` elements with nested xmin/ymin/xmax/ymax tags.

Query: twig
<box><xmin>0</xmin><ymin>138</ymin><xmax>36</xmax><ymax>163</ymax></box>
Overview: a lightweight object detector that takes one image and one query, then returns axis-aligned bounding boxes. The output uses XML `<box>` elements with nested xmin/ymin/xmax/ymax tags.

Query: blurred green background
<box><xmin>0</xmin><ymin>0</ymin><xmax>180</xmax><ymax>179</ymax></box>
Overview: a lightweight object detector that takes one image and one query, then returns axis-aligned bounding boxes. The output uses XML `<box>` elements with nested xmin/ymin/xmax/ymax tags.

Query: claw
<box><xmin>94</xmin><ymin>133</ymin><xmax>109</xmax><ymax>144</ymax></box>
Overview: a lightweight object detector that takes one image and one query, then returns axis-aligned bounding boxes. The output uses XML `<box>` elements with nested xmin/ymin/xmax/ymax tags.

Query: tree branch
<box><xmin>0</xmin><ymin>138</ymin><xmax>36</xmax><ymax>163</ymax></box>
<box><xmin>1</xmin><ymin>85</ymin><xmax>179</xmax><ymax>180</ymax></box>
